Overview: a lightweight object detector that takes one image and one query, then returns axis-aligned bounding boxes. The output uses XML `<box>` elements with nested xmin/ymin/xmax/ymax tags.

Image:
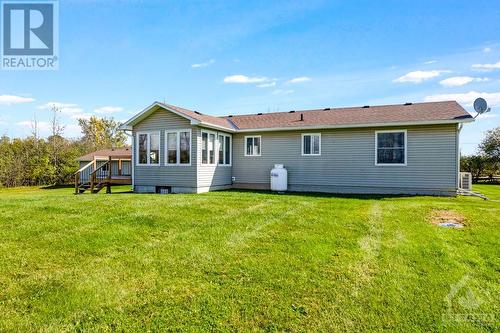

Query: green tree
<box><xmin>77</xmin><ymin>116</ymin><xmax>127</xmax><ymax>151</ymax></box>
<box><xmin>479</xmin><ymin>127</ymin><xmax>500</xmax><ymax>163</ymax></box>
<box><xmin>460</xmin><ymin>155</ymin><xmax>490</xmax><ymax>182</ymax></box>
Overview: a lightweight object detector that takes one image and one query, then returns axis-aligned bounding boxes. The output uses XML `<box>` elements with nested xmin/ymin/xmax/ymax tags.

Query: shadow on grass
<box><xmin>39</xmin><ymin>184</ymin><xmax>74</xmax><ymax>190</ymax></box>
<box><xmin>221</xmin><ymin>188</ymin><xmax>418</xmax><ymax>200</ymax></box>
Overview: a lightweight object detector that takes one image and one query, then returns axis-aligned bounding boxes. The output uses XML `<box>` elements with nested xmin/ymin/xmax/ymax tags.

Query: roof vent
<box><xmin>194</xmin><ymin>111</ymin><xmax>202</xmax><ymax>115</ymax></box>
<box><xmin>228</xmin><ymin>115</ymin><xmax>233</xmax><ymax>118</ymax></box>
<box><xmin>362</xmin><ymin>105</ymin><xmax>370</xmax><ymax>108</ymax></box>
<box><xmin>300</xmin><ymin>114</ymin><xmax>304</xmax><ymax>121</ymax></box>
<box><xmin>324</xmin><ymin>108</ymin><xmax>331</xmax><ymax>111</ymax></box>
<box><xmin>289</xmin><ymin>110</ymin><xmax>295</xmax><ymax>113</ymax></box>
<box><xmin>404</xmin><ymin>102</ymin><xmax>413</xmax><ymax>106</ymax></box>
<box><xmin>257</xmin><ymin>112</ymin><xmax>263</xmax><ymax>115</ymax></box>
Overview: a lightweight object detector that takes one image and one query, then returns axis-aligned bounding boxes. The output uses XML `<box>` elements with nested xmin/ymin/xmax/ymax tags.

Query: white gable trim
<box><xmin>119</xmin><ymin>102</ymin><xmax>199</xmax><ymax>130</ymax></box>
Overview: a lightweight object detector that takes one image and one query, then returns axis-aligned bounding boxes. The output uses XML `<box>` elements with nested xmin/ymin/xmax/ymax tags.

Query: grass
<box><xmin>0</xmin><ymin>185</ymin><xmax>498</xmax><ymax>332</ymax></box>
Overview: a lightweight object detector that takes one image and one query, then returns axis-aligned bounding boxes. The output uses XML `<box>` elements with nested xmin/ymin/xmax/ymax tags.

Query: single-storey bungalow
<box><xmin>119</xmin><ymin>101</ymin><xmax>473</xmax><ymax>196</ymax></box>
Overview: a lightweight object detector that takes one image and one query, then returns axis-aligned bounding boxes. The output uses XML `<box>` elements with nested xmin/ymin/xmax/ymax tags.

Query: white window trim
<box><xmin>301</xmin><ymin>133</ymin><xmax>321</xmax><ymax>156</ymax></box>
<box><xmin>135</xmin><ymin>131</ymin><xmax>161</xmax><ymax>166</ymax></box>
<box><xmin>218</xmin><ymin>133</ymin><xmax>232</xmax><ymax>167</ymax></box>
<box><xmin>201</xmin><ymin>130</ymin><xmax>218</xmax><ymax>166</ymax></box>
<box><xmin>165</xmin><ymin>129</ymin><xmax>192</xmax><ymax>166</ymax></box>
<box><xmin>375</xmin><ymin>129</ymin><xmax>407</xmax><ymax>166</ymax></box>
<box><xmin>244</xmin><ymin>135</ymin><xmax>262</xmax><ymax>157</ymax></box>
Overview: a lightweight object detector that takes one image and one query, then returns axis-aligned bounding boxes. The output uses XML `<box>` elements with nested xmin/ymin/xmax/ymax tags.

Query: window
<box><xmin>245</xmin><ymin>136</ymin><xmax>261</xmax><ymax>156</ymax></box>
<box><xmin>375</xmin><ymin>130</ymin><xmax>406</xmax><ymax>166</ymax></box>
<box><xmin>202</xmin><ymin>131</ymin><xmax>216</xmax><ymax>165</ymax></box>
<box><xmin>209</xmin><ymin>133</ymin><xmax>215</xmax><ymax>164</ymax></box>
<box><xmin>180</xmin><ymin>131</ymin><xmax>190</xmax><ymax>164</ymax></box>
<box><xmin>302</xmin><ymin>133</ymin><xmax>321</xmax><ymax>156</ymax></box>
<box><xmin>136</xmin><ymin>132</ymin><xmax>160</xmax><ymax>165</ymax></box>
<box><xmin>202</xmin><ymin>132</ymin><xmax>208</xmax><ymax>164</ymax></box>
<box><xmin>218</xmin><ymin>134</ymin><xmax>231</xmax><ymax>165</ymax></box>
<box><xmin>165</xmin><ymin>129</ymin><xmax>191</xmax><ymax>165</ymax></box>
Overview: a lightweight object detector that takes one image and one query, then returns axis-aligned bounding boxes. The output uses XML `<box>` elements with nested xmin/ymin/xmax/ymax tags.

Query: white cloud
<box><xmin>38</xmin><ymin>102</ymin><xmax>84</xmax><ymax>115</ymax></box>
<box><xmin>287</xmin><ymin>76</ymin><xmax>311</xmax><ymax>84</ymax></box>
<box><xmin>424</xmin><ymin>60</ymin><xmax>437</xmax><ymax>64</ymax></box>
<box><xmin>256</xmin><ymin>82</ymin><xmax>276</xmax><ymax>88</ymax></box>
<box><xmin>439</xmin><ymin>76</ymin><xmax>489</xmax><ymax>87</ymax></box>
<box><xmin>94</xmin><ymin>106</ymin><xmax>124</xmax><ymax>114</ymax></box>
<box><xmin>272</xmin><ymin>89</ymin><xmax>294</xmax><ymax>95</ymax></box>
<box><xmin>424</xmin><ymin>91</ymin><xmax>500</xmax><ymax>107</ymax></box>
<box><xmin>64</xmin><ymin>124</ymin><xmax>82</xmax><ymax>138</ymax></box>
<box><xmin>16</xmin><ymin>120</ymin><xmax>51</xmax><ymax>133</ymax></box>
<box><xmin>0</xmin><ymin>95</ymin><xmax>35</xmax><ymax>105</ymax></box>
<box><xmin>71</xmin><ymin>113</ymin><xmax>94</xmax><ymax>120</ymax></box>
<box><xmin>483</xmin><ymin>47</ymin><xmax>492</xmax><ymax>53</ymax></box>
<box><xmin>223</xmin><ymin>75</ymin><xmax>270</xmax><ymax>84</ymax></box>
<box><xmin>472</xmin><ymin>61</ymin><xmax>500</xmax><ymax>71</ymax></box>
<box><xmin>476</xmin><ymin>113</ymin><xmax>497</xmax><ymax>119</ymax></box>
<box><xmin>191</xmin><ymin>59</ymin><xmax>215</xmax><ymax>68</ymax></box>
<box><xmin>394</xmin><ymin>70</ymin><xmax>450</xmax><ymax>83</ymax></box>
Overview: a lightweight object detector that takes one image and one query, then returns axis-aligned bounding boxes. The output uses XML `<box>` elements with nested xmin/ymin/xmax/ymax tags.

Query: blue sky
<box><xmin>1</xmin><ymin>0</ymin><xmax>499</xmax><ymax>154</ymax></box>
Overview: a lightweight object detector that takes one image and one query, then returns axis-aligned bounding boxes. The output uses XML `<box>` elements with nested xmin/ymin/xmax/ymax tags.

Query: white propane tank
<box><xmin>270</xmin><ymin>164</ymin><xmax>288</xmax><ymax>191</ymax></box>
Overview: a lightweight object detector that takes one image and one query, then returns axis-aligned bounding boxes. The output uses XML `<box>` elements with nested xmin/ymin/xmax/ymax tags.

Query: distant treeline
<box><xmin>460</xmin><ymin>127</ymin><xmax>500</xmax><ymax>183</ymax></box>
<box><xmin>0</xmin><ymin>108</ymin><xmax>127</xmax><ymax>187</ymax></box>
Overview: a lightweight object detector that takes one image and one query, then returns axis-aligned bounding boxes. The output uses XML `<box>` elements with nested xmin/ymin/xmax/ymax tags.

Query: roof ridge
<box><xmin>222</xmin><ymin>101</ymin><xmax>457</xmax><ymax>118</ymax></box>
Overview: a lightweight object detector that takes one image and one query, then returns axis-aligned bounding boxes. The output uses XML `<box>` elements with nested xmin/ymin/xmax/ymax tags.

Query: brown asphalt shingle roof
<box><xmin>77</xmin><ymin>148</ymin><xmax>132</xmax><ymax>161</ymax></box>
<box><xmin>222</xmin><ymin>101</ymin><xmax>471</xmax><ymax>130</ymax></box>
<box><xmin>125</xmin><ymin>100</ymin><xmax>471</xmax><ymax>132</ymax></box>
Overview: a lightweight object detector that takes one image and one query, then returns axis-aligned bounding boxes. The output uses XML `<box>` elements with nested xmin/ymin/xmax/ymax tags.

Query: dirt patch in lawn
<box><xmin>429</xmin><ymin>210</ymin><xmax>466</xmax><ymax>228</ymax></box>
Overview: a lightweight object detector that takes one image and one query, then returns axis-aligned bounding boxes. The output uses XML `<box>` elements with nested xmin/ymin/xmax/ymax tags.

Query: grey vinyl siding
<box><xmin>232</xmin><ymin>124</ymin><xmax>458</xmax><ymax>194</ymax></box>
<box><xmin>132</xmin><ymin>109</ymin><xmax>197</xmax><ymax>188</ymax></box>
<box><xmin>196</xmin><ymin>127</ymin><xmax>233</xmax><ymax>188</ymax></box>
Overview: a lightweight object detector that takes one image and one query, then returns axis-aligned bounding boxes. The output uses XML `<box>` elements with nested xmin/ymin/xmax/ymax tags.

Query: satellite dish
<box><xmin>473</xmin><ymin>98</ymin><xmax>491</xmax><ymax>118</ymax></box>
<box><xmin>474</xmin><ymin>98</ymin><xmax>488</xmax><ymax>113</ymax></box>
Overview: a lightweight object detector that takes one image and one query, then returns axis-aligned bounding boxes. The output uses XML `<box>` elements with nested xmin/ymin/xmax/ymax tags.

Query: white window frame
<box><xmin>301</xmin><ymin>133</ymin><xmax>321</xmax><ymax>156</ymax></box>
<box><xmin>165</xmin><ymin>129</ymin><xmax>192</xmax><ymax>166</ymax></box>
<box><xmin>244</xmin><ymin>135</ymin><xmax>262</xmax><ymax>157</ymax></box>
<box><xmin>218</xmin><ymin>133</ymin><xmax>232</xmax><ymax>167</ymax></box>
<box><xmin>375</xmin><ymin>129</ymin><xmax>407</xmax><ymax>166</ymax></box>
<box><xmin>201</xmin><ymin>130</ymin><xmax>218</xmax><ymax>166</ymax></box>
<box><xmin>136</xmin><ymin>131</ymin><xmax>161</xmax><ymax>166</ymax></box>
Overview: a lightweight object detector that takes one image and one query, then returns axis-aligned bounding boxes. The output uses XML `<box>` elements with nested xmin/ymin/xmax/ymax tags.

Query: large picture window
<box><xmin>245</xmin><ymin>136</ymin><xmax>261</xmax><ymax>156</ymax></box>
<box><xmin>165</xmin><ymin>129</ymin><xmax>191</xmax><ymax>165</ymax></box>
<box><xmin>136</xmin><ymin>132</ymin><xmax>160</xmax><ymax>165</ymax></box>
<box><xmin>202</xmin><ymin>131</ymin><xmax>216</xmax><ymax>165</ymax></box>
<box><xmin>302</xmin><ymin>133</ymin><xmax>321</xmax><ymax>156</ymax></box>
<box><xmin>375</xmin><ymin>130</ymin><xmax>406</xmax><ymax>166</ymax></box>
<box><xmin>218</xmin><ymin>134</ymin><xmax>231</xmax><ymax>165</ymax></box>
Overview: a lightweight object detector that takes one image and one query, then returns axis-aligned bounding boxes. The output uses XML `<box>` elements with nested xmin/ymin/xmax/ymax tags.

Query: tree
<box><xmin>479</xmin><ymin>127</ymin><xmax>500</xmax><ymax>163</ymax></box>
<box><xmin>460</xmin><ymin>155</ymin><xmax>491</xmax><ymax>182</ymax></box>
<box><xmin>77</xmin><ymin>116</ymin><xmax>127</xmax><ymax>151</ymax></box>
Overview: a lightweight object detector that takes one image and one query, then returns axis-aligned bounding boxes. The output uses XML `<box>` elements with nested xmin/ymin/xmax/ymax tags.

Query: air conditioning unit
<box><xmin>459</xmin><ymin>172</ymin><xmax>472</xmax><ymax>191</ymax></box>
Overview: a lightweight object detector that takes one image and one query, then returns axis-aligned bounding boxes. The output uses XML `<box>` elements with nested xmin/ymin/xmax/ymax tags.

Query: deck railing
<box><xmin>75</xmin><ymin>157</ymin><xmax>132</xmax><ymax>194</ymax></box>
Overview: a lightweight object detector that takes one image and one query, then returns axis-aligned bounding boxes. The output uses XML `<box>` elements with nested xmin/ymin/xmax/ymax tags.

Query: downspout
<box><xmin>456</xmin><ymin>123</ymin><xmax>463</xmax><ymax>192</ymax></box>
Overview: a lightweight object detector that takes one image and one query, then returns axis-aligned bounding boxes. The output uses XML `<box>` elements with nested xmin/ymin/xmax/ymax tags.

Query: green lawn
<box><xmin>0</xmin><ymin>185</ymin><xmax>498</xmax><ymax>332</ymax></box>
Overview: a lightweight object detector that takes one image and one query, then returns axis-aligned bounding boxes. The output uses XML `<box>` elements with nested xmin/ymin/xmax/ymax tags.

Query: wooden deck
<box><xmin>75</xmin><ymin>156</ymin><xmax>132</xmax><ymax>194</ymax></box>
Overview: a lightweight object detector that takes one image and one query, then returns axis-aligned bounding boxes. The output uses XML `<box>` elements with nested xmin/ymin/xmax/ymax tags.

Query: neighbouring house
<box><xmin>119</xmin><ymin>101</ymin><xmax>473</xmax><ymax>196</ymax></box>
<box><xmin>75</xmin><ymin>148</ymin><xmax>132</xmax><ymax>193</ymax></box>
